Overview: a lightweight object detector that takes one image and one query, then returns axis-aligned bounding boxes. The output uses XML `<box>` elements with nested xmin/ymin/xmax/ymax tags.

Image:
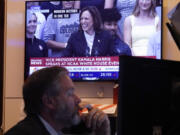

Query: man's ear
<box><xmin>42</xmin><ymin>94</ymin><xmax>56</xmax><ymax>110</ymax></box>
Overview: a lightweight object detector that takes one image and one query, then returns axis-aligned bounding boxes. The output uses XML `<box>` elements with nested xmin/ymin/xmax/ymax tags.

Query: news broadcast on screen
<box><xmin>25</xmin><ymin>0</ymin><xmax>162</xmax><ymax>81</ymax></box>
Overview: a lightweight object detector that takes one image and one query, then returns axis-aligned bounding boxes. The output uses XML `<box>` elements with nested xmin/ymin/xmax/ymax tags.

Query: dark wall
<box><xmin>0</xmin><ymin>0</ymin><xmax>5</xmax><ymax>127</ymax></box>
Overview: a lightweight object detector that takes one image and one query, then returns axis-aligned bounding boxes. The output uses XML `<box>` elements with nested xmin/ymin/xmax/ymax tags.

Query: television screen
<box><xmin>117</xmin><ymin>56</ymin><xmax>180</xmax><ymax>135</ymax></box>
<box><xmin>25</xmin><ymin>0</ymin><xmax>162</xmax><ymax>81</ymax></box>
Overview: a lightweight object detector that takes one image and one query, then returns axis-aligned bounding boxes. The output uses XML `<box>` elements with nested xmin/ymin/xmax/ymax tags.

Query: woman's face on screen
<box><xmin>27</xmin><ymin>14</ymin><xmax>37</xmax><ymax>34</ymax></box>
<box><xmin>138</xmin><ymin>0</ymin><xmax>152</xmax><ymax>11</ymax></box>
<box><xmin>80</xmin><ymin>10</ymin><xmax>94</xmax><ymax>34</ymax></box>
<box><xmin>103</xmin><ymin>21</ymin><xmax>118</xmax><ymax>36</ymax></box>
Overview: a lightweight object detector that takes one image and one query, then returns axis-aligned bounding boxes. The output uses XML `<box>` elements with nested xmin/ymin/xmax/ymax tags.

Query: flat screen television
<box><xmin>117</xmin><ymin>56</ymin><xmax>180</xmax><ymax>135</ymax></box>
<box><xmin>25</xmin><ymin>0</ymin><xmax>162</xmax><ymax>81</ymax></box>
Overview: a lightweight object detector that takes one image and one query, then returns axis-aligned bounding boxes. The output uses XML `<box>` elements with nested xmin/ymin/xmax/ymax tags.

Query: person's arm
<box><xmin>61</xmin><ymin>33</ymin><xmax>75</xmax><ymax>57</ymax></box>
<box><xmin>147</xmin><ymin>33</ymin><xmax>155</xmax><ymax>57</ymax></box>
<box><xmin>123</xmin><ymin>16</ymin><xmax>132</xmax><ymax>48</ymax></box>
<box><xmin>104</xmin><ymin>0</ymin><xmax>115</xmax><ymax>8</ymax></box>
<box><xmin>43</xmin><ymin>13</ymin><xmax>67</xmax><ymax>50</ymax></box>
<box><xmin>81</xmin><ymin>108</ymin><xmax>111</xmax><ymax>135</ymax></box>
<box><xmin>41</xmin><ymin>40</ymin><xmax>48</xmax><ymax>57</ymax></box>
<box><xmin>46</xmin><ymin>40</ymin><xmax>67</xmax><ymax>49</ymax></box>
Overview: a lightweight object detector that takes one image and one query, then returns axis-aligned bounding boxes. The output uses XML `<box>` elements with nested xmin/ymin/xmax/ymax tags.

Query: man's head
<box><xmin>102</xmin><ymin>8</ymin><xmax>121</xmax><ymax>36</ymax></box>
<box><xmin>23</xmin><ymin>66</ymin><xmax>81</xmax><ymax>129</ymax></box>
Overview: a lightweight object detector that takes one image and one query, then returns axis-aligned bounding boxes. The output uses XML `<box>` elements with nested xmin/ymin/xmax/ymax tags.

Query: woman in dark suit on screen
<box><xmin>62</xmin><ymin>6</ymin><xmax>114</xmax><ymax>57</ymax></box>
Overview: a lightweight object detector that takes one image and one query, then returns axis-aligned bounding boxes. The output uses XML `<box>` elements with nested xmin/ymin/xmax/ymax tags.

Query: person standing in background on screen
<box><xmin>27</xmin><ymin>2</ymin><xmax>46</xmax><ymax>40</ymax></box>
<box><xmin>62</xmin><ymin>6</ymin><xmax>114</xmax><ymax>57</ymax></box>
<box><xmin>25</xmin><ymin>12</ymin><xmax>48</xmax><ymax>79</ymax></box>
<box><xmin>4</xmin><ymin>66</ymin><xmax>111</xmax><ymax>135</ymax></box>
<box><xmin>75</xmin><ymin>0</ymin><xmax>115</xmax><ymax>15</ymax></box>
<box><xmin>116</xmin><ymin>0</ymin><xmax>136</xmax><ymax>39</ymax></box>
<box><xmin>39</xmin><ymin>1</ymin><xmax>80</xmax><ymax>19</ymax></box>
<box><xmin>147</xmin><ymin>30</ymin><xmax>161</xmax><ymax>59</ymax></box>
<box><xmin>39</xmin><ymin>1</ymin><xmax>62</xmax><ymax>19</ymax></box>
<box><xmin>43</xmin><ymin>1</ymin><xmax>80</xmax><ymax>57</ymax></box>
<box><xmin>124</xmin><ymin>0</ymin><xmax>161</xmax><ymax>56</ymax></box>
<box><xmin>102</xmin><ymin>8</ymin><xmax>132</xmax><ymax>56</ymax></box>
<box><xmin>155</xmin><ymin>0</ymin><xmax>162</xmax><ymax>18</ymax></box>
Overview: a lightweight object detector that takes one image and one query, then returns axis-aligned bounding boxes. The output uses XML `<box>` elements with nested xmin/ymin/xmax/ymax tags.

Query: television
<box><xmin>117</xmin><ymin>56</ymin><xmax>180</xmax><ymax>135</ymax></box>
<box><xmin>25</xmin><ymin>0</ymin><xmax>162</xmax><ymax>81</ymax></box>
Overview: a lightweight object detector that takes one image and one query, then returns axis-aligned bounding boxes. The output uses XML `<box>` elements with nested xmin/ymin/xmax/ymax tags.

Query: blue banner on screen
<box><xmin>29</xmin><ymin>56</ymin><xmax>119</xmax><ymax>80</ymax></box>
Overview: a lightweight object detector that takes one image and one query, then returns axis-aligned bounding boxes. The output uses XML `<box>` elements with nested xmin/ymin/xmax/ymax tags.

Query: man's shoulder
<box><xmin>4</xmin><ymin>116</ymin><xmax>49</xmax><ymax>135</ymax></box>
<box><xmin>115</xmin><ymin>37</ymin><xmax>128</xmax><ymax>46</ymax></box>
<box><xmin>114</xmin><ymin>37</ymin><xmax>132</xmax><ymax>56</ymax></box>
<box><xmin>4</xmin><ymin>117</ymin><xmax>32</xmax><ymax>135</ymax></box>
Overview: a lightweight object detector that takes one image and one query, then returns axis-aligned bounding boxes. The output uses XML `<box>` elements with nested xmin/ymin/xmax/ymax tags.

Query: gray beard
<box><xmin>54</xmin><ymin>107</ymin><xmax>81</xmax><ymax>127</ymax></box>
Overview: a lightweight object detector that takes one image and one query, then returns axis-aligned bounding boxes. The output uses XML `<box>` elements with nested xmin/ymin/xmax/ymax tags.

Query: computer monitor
<box><xmin>117</xmin><ymin>56</ymin><xmax>180</xmax><ymax>135</ymax></box>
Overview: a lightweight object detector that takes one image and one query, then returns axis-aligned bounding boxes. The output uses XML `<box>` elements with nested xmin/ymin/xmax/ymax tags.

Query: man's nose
<box><xmin>74</xmin><ymin>94</ymin><xmax>81</xmax><ymax>104</ymax></box>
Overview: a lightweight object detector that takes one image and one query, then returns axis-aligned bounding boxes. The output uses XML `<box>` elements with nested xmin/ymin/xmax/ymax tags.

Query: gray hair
<box><xmin>23</xmin><ymin>66</ymin><xmax>69</xmax><ymax>116</ymax></box>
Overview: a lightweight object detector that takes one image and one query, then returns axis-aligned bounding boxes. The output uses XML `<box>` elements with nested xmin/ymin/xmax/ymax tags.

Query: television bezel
<box><xmin>24</xmin><ymin>0</ymin><xmax>163</xmax><ymax>82</ymax></box>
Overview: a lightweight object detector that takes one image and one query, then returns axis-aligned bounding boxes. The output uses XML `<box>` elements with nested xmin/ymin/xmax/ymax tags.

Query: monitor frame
<box><xmin>117</xmin><ymin>56</ymin><xmax>180</xmax><ymax>135</ymax></box>
<box><xmin>24</xmin><ymin>0</ymin><xmax>163</xmax><ymax>81</ymax></box>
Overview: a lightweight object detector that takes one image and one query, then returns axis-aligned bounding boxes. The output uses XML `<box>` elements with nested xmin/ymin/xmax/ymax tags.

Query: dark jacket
<box><xmin>4</xmin><ymin>115</ymin><xmax>50</xmax><ymax>135</ymax></box>
<box><xmin>112</xmin><ymin>35</ymin><xmax>132</xmax><ymax>56</ymax></box>
<box><xmin>25</xmin><ymin>37</ymin><xmax>48</xmax><ymax>79</ymax></box>
<box><xmin>62</xmin><ymin>30</ymin><xmax>115</xmax><ymax>57</ymax></box>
